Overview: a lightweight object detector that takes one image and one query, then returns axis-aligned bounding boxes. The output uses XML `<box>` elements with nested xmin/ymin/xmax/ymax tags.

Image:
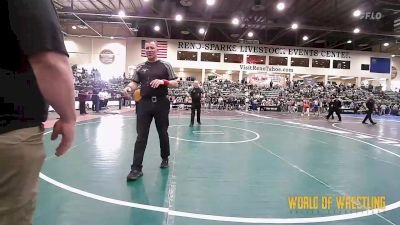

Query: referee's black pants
<box><xmin>363</xmin><ymin>110</ymin><xmax>374</xmax><ymax>123</ymax></box>
<box><xmin>190</xmin><ymin>103</ymin><xmax>201</xmax><ymax>125</ymax></box>
<box><xmin>132</xmin><ymin>96</ymin><xmax>170</xmax><ymax>171</ymax></box>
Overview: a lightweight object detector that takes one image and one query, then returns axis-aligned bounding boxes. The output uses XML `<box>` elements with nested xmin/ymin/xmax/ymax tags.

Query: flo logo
<box><xmin>360</xmin><ymin>11</ymin><xmax>383</xmax><ymax>20</ymax></box>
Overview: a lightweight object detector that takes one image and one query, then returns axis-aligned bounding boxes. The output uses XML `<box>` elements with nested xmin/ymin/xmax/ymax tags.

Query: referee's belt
<box><xmin>142</xmin><ymin>95</ymin><xmax>166</xmax><ymax>103</ymax></box>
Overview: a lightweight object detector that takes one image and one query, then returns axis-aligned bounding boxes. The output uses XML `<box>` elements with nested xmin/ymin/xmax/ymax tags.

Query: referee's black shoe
<box><xmin>127</xmin><ymin>170</ymin><xmax>143</xmax><ymax>181</ymax></box>
<box><xmin>160</xmin><ymin>159</ymin><xmax>169</xmax><ymax>168</ymax></box>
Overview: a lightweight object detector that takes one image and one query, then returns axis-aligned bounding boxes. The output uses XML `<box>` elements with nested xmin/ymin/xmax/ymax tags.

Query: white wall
<box><xmin>91</xmin><ymin>38</ymin><xmax>126</xmax><ymax>80</ymax></box>
<box><xmin>64</xmin><ymin>37</ymin><xmax>92</xmax><ymax>65</ymax></box>
<box><xmin>64</xmin><ymin>36</ymin><xmax>126</xmax><ymax>80</ymax></box>
<box><xmin>391</xmin><ymin>57</ymin><xmax>400</xmax><ymax>91</ymax></box>
<box><xmin>176</xmin><ymin>71</ymin><xmax>202</xmax><ymax>80</ymax></box>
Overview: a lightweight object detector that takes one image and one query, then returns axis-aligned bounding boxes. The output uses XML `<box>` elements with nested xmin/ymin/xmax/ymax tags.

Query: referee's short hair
<box><xmin>145</xmin><ymin>40</ymin><xmax>158</xmax><ymax>45</ymax></box>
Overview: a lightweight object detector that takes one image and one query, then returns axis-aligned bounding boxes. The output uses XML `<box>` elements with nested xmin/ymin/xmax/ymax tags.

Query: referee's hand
<box><xmin>150</xmin><ymin>79</ymin><xmax>164</xmax><ymax>88</ymax></box>
<box><xmin>122</xmin><ymin>87</ymin><xmax>131</xmax><ymax>97</ymax></box>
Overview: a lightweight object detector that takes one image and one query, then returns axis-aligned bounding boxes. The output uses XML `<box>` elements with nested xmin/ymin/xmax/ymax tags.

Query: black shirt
<box><xmin>132</xmin><ymin>60</ymin><xmax>177</xmax><ymax>98</ymax></box>
<box><xmin>366</xmin><ymin>99</ymin><xmax>375</xmax><ymax>111</ymax></box>
<box><xmin>0</xmin><ymin>0</ymin><xmax>68</xmax><ymax>135</ymax></box>
<box><xmin>333</xmin><ymin>99</ymin><xmax>342</xmax><ymax>109</ymax></box>
<box><xmin>188</xmin><ymin>87</ymin><xmax>204</xmax><ymax>104</ymax></box>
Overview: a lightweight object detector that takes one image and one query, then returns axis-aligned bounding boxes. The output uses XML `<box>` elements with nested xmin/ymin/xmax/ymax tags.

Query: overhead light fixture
<box><xmin>247</xmin><ymin>31</ymin><xmax>254</xmax><ymax>38</ymax></box>
<box><xmin>276</xmin><ymin>2</ymin><xmax>285</xmax><ymax>11</ymax></box>
<box><xmin>353</xmin><ymin>9</ymin><xmax>361</xmax><ymax>17</ymax></box>
<box><xmin>118</xmin><ymin>10</ymin><xmax>125</xmax><ymax>17</ymax></box>
<box><xmin>353</xmin><ymin>28</ymin><xmax>360</xmax><ymax>33</ymax></box>
<box><xmin>232</xmin><ymin>17</ymin><xmax>240</xmax><ymax>25</ymax></box>
<box><xmin>383</xmin><ymin>42</ymin><xmax>389</xmax><ymax>47</ymax></box>
<box><xmin>154</xmin><ymin>25</ymin><xmax>160</xmax><ymax>31</ymax></box>
<box><xmin>110</xmin><ymin>36</ymin><xmax>114</xmax><ymax>39</ymax></box>
<box><xmin>291</xmin><ymin>23</ymin><xmax>298</xmax><ymax>30</ymax></box>
<box><xmin>342</xmin><ymin>77</ymin><xmax>354</xmax><ymax>80</ymax></box>
<box><xmin>206</xmin><ymin>0</ymin><xmax>215</xmax><ymax>6</ymax></box>
<box><xmin>180</xmin><ymin>68</ymin><xmax>184</xmax><ymax>72</ymax></box>
<box><xmin>199</xmin><ymin>27</ymin><xmax>205</xmax><ymax>34</ymax></box>
<box><xmin>300</xmin><ymin>75</ymin><xmax>312</xmax><ymax>78</ymax></box>
<box><xmin>77</xmin><ymin>21</ymin><xmax>88</xmax><ymax>29</ymax></box>
<box><xmin>72</xmin><ymin>25</ymin><xmax>77</xmax><ymax>30</ymax></box>
<box><xmin>347</xmin><ymin>40</ymin><xmax>352</xmax><ymax>43</ymax></box>
<box><xmin>175</xmin><ymin>14</ymin><xmax>183</xmax><ymax>21</ymax></box>
<box><xmin>392</xmin><ymin>55</ymin><xmax>396</xmax><ymax>57</ymax></box>
<box><xmin>143</xmin><ymin>0</ymin><xmax>150</xmax><ymax>2</ymax></box>
<box><xmin>302</xmin><ymin>35</ymin><xmax>309</xmax><ymax>41</ymax></box>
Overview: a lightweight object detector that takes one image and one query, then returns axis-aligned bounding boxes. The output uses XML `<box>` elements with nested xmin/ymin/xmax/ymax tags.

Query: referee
<box><xmin>188</xmin><ymin>81</ymin><xmax>204</xmax><ymax>127</ymax></box>
<box><xmin>123</xmin><ymin>40</ymin><xmax>178</xmax><ymax>181</ymax></box>
<box><xmin>362</xmin><ymin>94</ymin><xmax>377</xmax><ymax>125</ymax></box>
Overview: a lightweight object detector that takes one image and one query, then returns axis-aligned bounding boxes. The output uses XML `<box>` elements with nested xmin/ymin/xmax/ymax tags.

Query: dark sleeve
<box><xmin>7</xmin><ymin>0</ymin><xmax>68</xmax><ymax>57</ymax></box>
<box><xmin>132</xmin><ymin>66</ymin><xmax>140</xmax><ymax>83</ymax></box>
<box><xmin>161</xmin><ymin>61</ymin><xmax>177</xmax><ymax>80</ymax></box>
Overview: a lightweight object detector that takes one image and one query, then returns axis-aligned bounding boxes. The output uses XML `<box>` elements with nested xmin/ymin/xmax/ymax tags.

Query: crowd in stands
<box><xmin>169</xmin><ymin>80</ymin><xmax>400</xmax><ymax>116</ymax></box>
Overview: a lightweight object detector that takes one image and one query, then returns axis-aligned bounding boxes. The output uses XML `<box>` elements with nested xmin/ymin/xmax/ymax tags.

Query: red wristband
<box><xmin>163</xmin><ymin>79</ymin><xmax>169</xmax><ymax>86</ymax></box>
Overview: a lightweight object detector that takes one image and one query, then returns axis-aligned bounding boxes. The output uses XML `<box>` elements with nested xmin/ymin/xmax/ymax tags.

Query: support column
<box><xmin>386</xmin><ymin>78</ymin><xmax>391</xmax><ymax>91</ymax></box>
<box><xmin>239</xmin><ymin>71</ymin><xmax>243</xmax><ymax>82</ymax></box>
<box><xmin>201</xmin><ymin>68</ymin><xmax>206</xmax><ymax>83</ymax></box>
<box><xmin>289</xmin><ymin>73</ymin><xmax>294</xmax><ymax>81</ymax></box>
<box><xmin>324</xmin><ymin>75</ymin><xmax>328</xmax><ymax>85</ymax></box>
<box><xmin>356</xmin><ymin>77</ymin><xmax>362</xmax><ymax>88</ymax></box>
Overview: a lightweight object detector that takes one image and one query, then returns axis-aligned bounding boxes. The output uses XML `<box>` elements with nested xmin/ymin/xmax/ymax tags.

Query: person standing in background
<box><xmin>188</xmin><ymin>81</ymin><xmax>204</xmax><ymax>127</ymax></box>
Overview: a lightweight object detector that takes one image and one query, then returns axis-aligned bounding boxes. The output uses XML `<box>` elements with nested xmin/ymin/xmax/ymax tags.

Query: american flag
<box><xmin>141</xmin><ymin>40</ymin><xmax>168</xmax><ymax>58</ymax></box>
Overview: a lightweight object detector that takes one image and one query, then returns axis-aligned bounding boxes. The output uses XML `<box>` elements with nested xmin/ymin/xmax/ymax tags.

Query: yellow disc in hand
<box><xmin>133</xmin><ymin>89</ymin><xmax>142</xmax><ymax>102</ymax></box>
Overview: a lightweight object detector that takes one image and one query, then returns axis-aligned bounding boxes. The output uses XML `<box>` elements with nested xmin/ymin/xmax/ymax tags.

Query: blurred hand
<box><xmin>122</xmin><ymin>87</ymin><xmax>131</xmax><ymax>98</ymax></box>
<box><xmin>150</xmin><ymin>79</ymin><xmax>164</xmax><ymax>88</ymax></box>
<box><xmin>51</xmin><ymin>120</ymin><xmax>76</xmax><ymax>156</ymax></box>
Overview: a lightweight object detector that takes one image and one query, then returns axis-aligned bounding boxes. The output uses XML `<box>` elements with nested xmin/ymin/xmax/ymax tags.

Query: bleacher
<box><xmin>261</xmin><ymin>90</ymin><xmax>280</xmax><ymax>99</ymax></box>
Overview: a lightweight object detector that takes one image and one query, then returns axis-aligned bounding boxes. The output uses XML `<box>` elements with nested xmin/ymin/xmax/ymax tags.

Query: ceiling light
<box><xmin>353</xmin><ymin>28</ymin><xmax>360</xmax><ymax>33</ymax></box>
<box><xmin>302</xmin><ymin>35</ymin><xmax>309</xmax><ymax>41</ymax></box>
<box><xmin>206</xmin><ymin>0</ymin><xmax>215</xmax><ymax>6</ymax></box>
<box><xmin>247</xmin><ymin>31</ymin><xmax>254</xmax><ymax>38</ymax></box>
<box><xmin>143</xmin><ymin>0</ymin><xmax>150</xmax><ymax>2</ymax></box>
<box><xmin>232</xmin><ymin>18</ymin><xmax>240</xmax><ymax>25</ymax></box>
<box><xmin>291</xmin><ymin>23</ymin><xmax>298</xmax><ymax>29</ymax></box>
<box><xmin>347</xmin><ymin>40</ymin><xmax>352</xmax><ymax>43</ymax></box>
<box><xmin>154</xmin><ymin>25</ymin><xmax>160</xmax><ymax>31</ymax></box>
<box><xmin>180</xmin><ymin>68</ymin><xmax>184</xmax><ymax>72</ymax></box>
<box><xmin>392</xmin><ymin>55</ymin><xmax>396</xmax><ymax>57</ymax></box>
<box><xmin>277</xmin><ymin>2</ymin><xmax>285</xmax><ymax>11</ymax></box>
<box><xmin>175</xmin><ymin>14</ymin><xmax>183</xmax><ymax>21</ymax></box>
<box><xmin>72</xmin><ymin>25</ymin><xmax>77</xmax><ymax>29</ymax></box>
<box><xmin>383</xmin><ymin>42</ymin><xmax>389</xmax><ymax>47</ymax></box>
<box><xmin>353</xmin><ymin>9</ymin><xmax>361</xmax><ymax>17</ymax></box>
<box><xmin>77</xmin><ymin>22</ymin><xmax>88</xmax><ymax>29</ymax></box>
<box><xmin>118</xmin><ymin>10</ymin><xmax>125</xmax><ymax>17</ymax></box>
<box><xmin>199</xmin><ymin>28</ymin><xmax>205</xmax><ymax>34</ymax></box>
<box><xmin>110</xmin><ymin>36</ymin><xmax>114</xmax><ymax>39</ymax></box>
